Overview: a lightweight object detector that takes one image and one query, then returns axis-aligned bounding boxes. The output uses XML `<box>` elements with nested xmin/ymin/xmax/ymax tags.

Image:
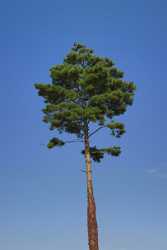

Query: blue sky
<box><xmin>0</xmin><ymin>0</ymin><xmax>167</xmax><ymax>250</ymax></box>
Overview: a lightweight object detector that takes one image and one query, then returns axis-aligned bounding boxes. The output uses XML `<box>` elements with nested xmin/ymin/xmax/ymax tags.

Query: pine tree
<box><xmin>34</xmin><ymin>43</ymin><xmax>136</xmax><ymax>250</ymax></box>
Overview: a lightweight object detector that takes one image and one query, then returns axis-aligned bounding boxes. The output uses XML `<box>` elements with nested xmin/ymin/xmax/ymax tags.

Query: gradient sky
<box><xmin>0</xmin><ymin>0</ymin><xmax>167</xmax><ymax>250</ymax></box>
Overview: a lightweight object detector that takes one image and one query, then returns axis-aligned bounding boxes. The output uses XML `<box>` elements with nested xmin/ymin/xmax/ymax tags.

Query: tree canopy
<box><xmin>35</xmin><ymin>43</ymin><xmax>136</xmax><ymax>162</ymax></box>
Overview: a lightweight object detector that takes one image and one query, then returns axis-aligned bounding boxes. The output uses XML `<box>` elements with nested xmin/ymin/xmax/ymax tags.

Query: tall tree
<box><xmin>34</xmin><ymin>43</ymin><xmax>136</xmax><ymax>250</ymax></box>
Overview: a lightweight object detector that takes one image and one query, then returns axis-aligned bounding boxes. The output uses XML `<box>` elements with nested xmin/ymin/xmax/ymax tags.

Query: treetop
<box><xmin>35</xmin><ymin>43</ymin><xmax>136</xmax><ymax>162</ymax></box>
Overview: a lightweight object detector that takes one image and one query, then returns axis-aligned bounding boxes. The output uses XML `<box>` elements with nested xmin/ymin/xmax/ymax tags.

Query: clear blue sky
<box><xmin>0</xmin><ymin>0</ymin><xmax>167</xmax><ymax>250</ymax></box>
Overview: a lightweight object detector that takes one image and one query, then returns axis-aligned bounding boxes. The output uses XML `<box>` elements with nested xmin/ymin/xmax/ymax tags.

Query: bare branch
<box><xmin>65</xmin><ymin>139</ymin><xmax>83</xmax><ymax>144</ymax></box>
<box><xmin>88</xmin><ymin>126</ymin><xmax>105</xmax><ymax>138</ymax></box>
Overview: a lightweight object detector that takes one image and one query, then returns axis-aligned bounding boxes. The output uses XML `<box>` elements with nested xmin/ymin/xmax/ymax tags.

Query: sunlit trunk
<box><xmin>84</xmin><ymin>125</ymin><xmax>99</xmax><ymax>250</ymax></box>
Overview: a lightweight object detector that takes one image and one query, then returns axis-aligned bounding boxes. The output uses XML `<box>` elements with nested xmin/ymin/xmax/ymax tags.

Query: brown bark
<box><xmin>84</xmin><ymin>125</ymin><xmax>99</xmax><ymax>250</ymax></box>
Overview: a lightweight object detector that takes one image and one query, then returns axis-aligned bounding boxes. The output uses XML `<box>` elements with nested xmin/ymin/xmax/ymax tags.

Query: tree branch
<box><xmin>88</xmin><ymin>126</ymin><xmax>105</xmax><ymax>138</ymax></box>
<box><xmin>64</xmin><ymin>139</ymin><xmax>83</xmax><ymax>144</ymax></box>
<box><xmin>40</xmin><ymin>139</ymin><xmax>83</xmax><ymax>147</ymax></box>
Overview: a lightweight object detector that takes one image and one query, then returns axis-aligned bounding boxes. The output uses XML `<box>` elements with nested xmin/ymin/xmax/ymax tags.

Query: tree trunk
<box><xmin>84</xmin><ymin>125</ymin><xmax>99</xmax><ymax>250</ymax></box>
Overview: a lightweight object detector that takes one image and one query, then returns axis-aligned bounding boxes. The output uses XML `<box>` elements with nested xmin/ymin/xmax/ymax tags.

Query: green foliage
<box><xmin>107</xmin><ymin>122</ymin><xmax>125</xmax><ymax>138</ymax></box>
<box><xmin>82</xmin><ymin>146</ymin><xmax>121</xmax><ymax>162</ymax></box>
<box><xmin>35</xmin><ymin>43</ymin><xmax>136</xmax><ymax>162</ymax></box>
<box><xmin>47</xmin><ymin>137</ymin><xmax>65</xmax><ymax>149</ymax></box>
